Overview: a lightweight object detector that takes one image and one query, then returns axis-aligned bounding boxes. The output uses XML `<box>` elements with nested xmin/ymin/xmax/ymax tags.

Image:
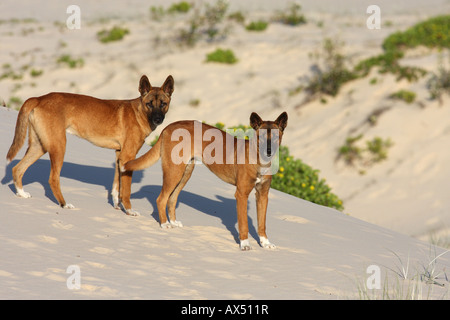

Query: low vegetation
<box><xmin>389</xmin><ymin>89</ymin><xmax>416</xmax><ymax>104</ymax></box>
<box><xmin>355</xmin><ymin>15</ymin><xmax>450</xmax><ymax>81</ymax></box>
<box><xmin>357</xmin><ymin>248</ymin><xmax>449</xmax><ymax>299</ymax></box>
<box><xmin>366</xmin><ymin>137</ymin><xmax>394</xmax><ymax>163</ymax></box>
<box><xmin>150</xmin><ymin>1</ymin><xmax>192</xmax><ymax>21</ymax></box>
<box><xmin>56</xmin><ymin>54</ymin><xmax>84</xmax><ymax>68</ymax></box>
<box><xmin>302</xmin><ymin>38</ymin><xmax>357</xmax><ymax>102</ymax></box>
<box><xmin>205</xmin><ymin>48</ymin><xmax>238</xmax><ymax>64</ymax></box>
<box><xmin>245</xmin><ymin>20</ymin><xmax>268</xmax><ymax>32</ymax></box>
<box><xmin>167</xmin><ymin>1</ymin><xmax>192</xmax><ymax>14</ymax></box>
<box><xmin>97</xmin><ymin>26</ymin><xmax>129</xmax><ymax>43</ymax></box>
<box><xmin>177</xmin><ymin>0</ymin><xmax>230</xmax><ymax>46</ymax></box>
<box><xmin>272</xmin><ymin>146</ymin><xmax>344</xmax><ymax>211</ymax></box>
<box><xmin>0</xmin><ymin>63</ymin><xmax>23</xmax><ymax>81</ymax></box>
<box><xmin>30</xmin><ymin>68</ymin><xmax>43</xmax><ymax>77</ymax></box>
<box><xmin>337</xmin><ymin>134</ymin><xmax>393</xmax><ymax>169</ymax></box>
<box><xmin>382</xmin><ymin>15</ymin><xmax>450</xmax><ymax>52</ymax></box>
<box><xmin>272</xmin><ymin>2</ymin><xmax>306</xmax><ymax>26</ymax></box>
<box><xmin>427</xmin><ymin>51</ymin><xmax>450</xmax><ymax>103</ymax></box>
<box><xmin>337</xmin><ymin>134</ymin><xmax>364</xmax><ymax>166</ymax></box>
<box><xmin>300</xmin><ymin>15</ymin><xmax>450</xmax><ymax>103</ymax></box>
<box><xmin>227</xmin><ymin>11</ymin><xmax>246</xmax><ymax>25</ymax></box>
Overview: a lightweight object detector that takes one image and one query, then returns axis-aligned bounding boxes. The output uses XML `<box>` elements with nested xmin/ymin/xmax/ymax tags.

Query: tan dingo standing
<box><xmin>6</xmin><ymin>75</ymin><xmax>174</xmax><ymax>215</ymax></box>
<box><xmin>123</xmin><ymin>112</ymin><xmax>288</xmax><ymax>250</ymax></box>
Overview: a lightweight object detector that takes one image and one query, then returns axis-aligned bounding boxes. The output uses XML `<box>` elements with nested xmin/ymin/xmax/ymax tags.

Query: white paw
<box><xmin>170</xmin><ymin>220</ymin><xmax>183</xmax><ymax>228</ymax></box>
<box><xmin>16</xmin><ymin>188</ymin><xmax>31</xmax><ymax>198</ymax></box>
<box><xmin>260</xmin><ymin>237</ymin><xmax>276</xmax><ymax>249</ymax></box>
<box><xmin>63</xmin><ymin>203</ymin><xmax>75</xmax><ymax>209</ymax></box>
<box><xmin>240</xmin><ymin>239</ymin><xmax>252</xmax><ymax>251</ymax></box>
<box><xmin>126</xmin><ymin>209</ymin><xmax>140</xmax><ymax>216</ymax></box>
<box><xmin>160</xmin><ymin>222</ymin><xmax>173</xmax><ymax>229</ymax></box>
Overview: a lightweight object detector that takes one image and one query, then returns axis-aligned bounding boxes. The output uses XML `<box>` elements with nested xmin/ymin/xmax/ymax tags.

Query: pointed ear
<box><xmin>250</xmin><ymin>112</ymin><xmax>263</xmax><ymax>130</ymax></box>
<box><xmin>161</xmin><ymin>75</ymin><xmax>174</xmax><ymax>97</ymax></box>
<box><xmin>139</xmin><ymin>75</ymin><xmax>151</xmax><ymax>96</ymax></box>
<box><xmin>275</xmin><ymin>112</ymin><xmax>288</xmax><ymax>132</ymax></box>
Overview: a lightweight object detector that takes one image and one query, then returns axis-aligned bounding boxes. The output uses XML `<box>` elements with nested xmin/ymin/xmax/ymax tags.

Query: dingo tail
<box><xmin>6</xmin><ymin>98</ymin><xmax>38</xmax><ymax>163</ymax></box>
<box><xmin>123</xmin><ymin>133</ymin><xmax>162</xmax><ymax>171</ymax></box>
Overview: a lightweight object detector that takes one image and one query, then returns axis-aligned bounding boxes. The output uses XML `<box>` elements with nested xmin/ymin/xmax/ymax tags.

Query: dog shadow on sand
<box><xmin>132</xmin><ymin>185</ymin><xmax>258</xmax><ymax>245</ymax></box>
<box><xmin>2</xmin><ymin>159</ymin><xmax>143</xmax><ymax>209</ymax></box>
<box><xmin>2</xmin><ymin>160</ymin><xmax>257</xmax><ymax>244</ymax></box>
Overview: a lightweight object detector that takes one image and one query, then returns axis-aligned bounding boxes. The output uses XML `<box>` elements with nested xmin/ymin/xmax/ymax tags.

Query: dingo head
<box><xmin>139</xmin><ymin>75</ymin><xmax>174</xmax><ymax>129</ymax></box>
<box><xmin>250</xmin><ymin>112</ymin><xmax>288</xmax><ymax>161</ymax></box>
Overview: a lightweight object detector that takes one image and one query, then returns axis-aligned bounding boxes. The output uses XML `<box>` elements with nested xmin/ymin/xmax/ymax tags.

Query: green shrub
<box><xmin>389</xmin><ymin>89</ymin><xmax>416</xmax><ymax>104</ymax></box>
<box><xmin>168</xmin><ymin>1</ymin><xmax>192</xmax><ymax>14</ymax></box>
<box><xmin>30</xmin><ymin>69</ymin><xmax>43</xmax><ymax>77</ymax></box>
<box><xmin>354</xmin><ymin>51</ymin><xmax>403</xmax><ymax>77</ymax></box>
<box><xmin>428</xmin><ymin>68</ymin><xmax>450</xmax><ymax>102</ymax></box>
<box><xmin>228</xmin><ymin>11</ymin><xmax>246</xmax><ymax>25</ymax></box>
<box><xmin>337</xmin><ymin>134</ymin><xmax>364</xmax><ymax>166</ymax></box>
<box><xmin>245</xmin><ymin>20</ymin><xmax>268</xmax><ymax>31</ymax></box>
<box><xmin>177</xmin><ymin>0</ymin><xmax>230</xmax><ymax>46</ymax></box>
<box><xmin>203</xmin><ymin>0</ymin><xmax>229</xmax><ymax>40</ymax></box>
<box><xmin>0</xmin><ymin>64</ymin><xmax>23</xmax><ymax>80</ymax></box>
<box><xmin>271</xmin><ymin>146</ymin><xmax>344</xmax><ymax>211</ymax></box>
<box><xmin>97</xmin><ymin>26</ymin><xmax>129</xmax><ymax>43</ymax></box>
<box><xmin>427</xmin><ymin>51</ymin><xmax>450</xmax><ymax>102</ymax></box>
<box><xmin>382</xmin><ymin>15</ymin><xmax>450</xmax><ymax>52</ymax></box>
<box><xmin>305</xmin><ymin>38</ymin><xmax>357</xmax><ymax>98</ymax></box>
<box><xmin>273</xmin><ymin>2</ymin><xmax>306</xmax><ymax>26</ymax></box>
<box><xmin>354</xmin><ymin>52</ymin><xmax>426</xmax><ymax>82</ymax></box>
<box><xmin>189</xmin><ymin>98</ymin><xmax>201</xmax><ymax>107</ymax></box>
<box><xmin>366</xmin><ymin>137</ymin><xmax>393</xmax><ymax>163</ymax></box>
<box><xmin>150</xmin><ymin>2</ymin><xmax>191</xmax><ymax>20</ymax></box>
<box><xmin>206</xmin><ymin>48</ymin><xmax>238</xmax><ymax>64</ymax></box>
<box><xmin>337</xmin><ymin>134</ymin><xmax>393</xmax><ymax>168</ymax></box>
<box><xmin>299</xmin><ymin>17</ymin><xmax>450</xmax><ymax>104</ymax></box>
<box><xmin>354</xmin><ymin>15</ymin><xmax>450</xmax><ymax>82</ymax></box>
<box><xmin>149</xmin><ymin>6</ymin><xmax>165</xmax><ymax>21</ymax></box>
<box><xmin>57</xmin><ymin>54</ymin><xmax>84</xmax><ymax>68</ymax></box>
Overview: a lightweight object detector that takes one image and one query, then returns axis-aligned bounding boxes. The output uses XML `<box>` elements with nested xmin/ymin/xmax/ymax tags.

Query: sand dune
<box><xmin>1</xmin><ymin>0</ymin><xmax>450</xmax><ymax>300</ymax></box>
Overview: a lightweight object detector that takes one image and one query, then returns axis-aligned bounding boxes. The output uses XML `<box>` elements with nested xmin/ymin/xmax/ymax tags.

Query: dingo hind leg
<box><xmin>12</xmin><ymin>125</ymin><xmax>46</xmax><ymax>199</ymax></box>
<box><xmin>157</xmin><ymin>162</ymin><xmax>189</xmax><ymax>228</ymax></box>
<box><xmin>166</xmin><ymin>161</ymin><xmax>195</xmax><ymax>228</ymax></box>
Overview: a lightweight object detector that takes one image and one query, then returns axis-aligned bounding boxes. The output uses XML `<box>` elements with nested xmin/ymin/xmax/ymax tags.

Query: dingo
<box><xmin>123</xmin><ymin>112</ymin><xmax>288</xmax><ymax>250</ymax></box>
<box><xmin>6</xmin><ymin>75</ymin><xmax>174</xmax><ymax>215</ymax></box>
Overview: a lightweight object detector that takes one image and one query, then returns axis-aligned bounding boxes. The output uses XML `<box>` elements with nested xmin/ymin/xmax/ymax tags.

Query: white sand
<box><xmin>1</xmin><ymin>0</ymin><xmax>450</xmax><ymax>299</ymax></box>
<box><xmin>1</xmin><ymin>107</ymin><xmax>449</xmax><ymax>299</ymax></box>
